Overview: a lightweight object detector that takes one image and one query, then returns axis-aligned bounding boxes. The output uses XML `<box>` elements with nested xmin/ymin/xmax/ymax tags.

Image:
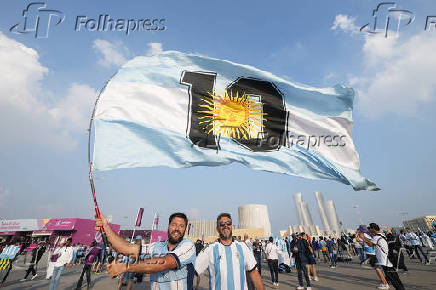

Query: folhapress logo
<box><xmin>10</xmin><ymin>2</ymin><xmax>65</xmax><ymax>39</ymax></box>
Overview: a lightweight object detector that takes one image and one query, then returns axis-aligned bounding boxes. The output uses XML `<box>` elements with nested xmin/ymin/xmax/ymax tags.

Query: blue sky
<box><xmin>0</xmin><ymin>0</ymin><xmax>435</xmax><ymax>234</ymax></box>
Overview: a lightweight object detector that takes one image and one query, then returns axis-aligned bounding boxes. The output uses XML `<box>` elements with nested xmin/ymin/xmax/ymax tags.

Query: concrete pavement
<box><xmin>1</xmin><ymin>254</ymin><xmax>435</xmax><ymax>289</ymax></box>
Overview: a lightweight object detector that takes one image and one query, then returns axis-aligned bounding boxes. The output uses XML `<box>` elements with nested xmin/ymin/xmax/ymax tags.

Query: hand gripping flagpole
<box><xmin>88</xmin><ymin>74</ymin><xmax>116</xmax><ymax>263</ymax></box>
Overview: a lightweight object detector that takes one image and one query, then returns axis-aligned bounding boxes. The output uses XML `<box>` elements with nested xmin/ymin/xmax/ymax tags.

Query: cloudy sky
<box><xmin>1</xmin><ymin>0</ymin><xmax>435</xmax><ymax>233</ymax></box>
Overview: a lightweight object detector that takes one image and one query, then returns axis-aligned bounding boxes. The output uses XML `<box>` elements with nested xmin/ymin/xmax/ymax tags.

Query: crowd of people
<box><xmin>0</xmin><ymin>216</ymin><xmax>435</xmax><ymax>290</ymax></box>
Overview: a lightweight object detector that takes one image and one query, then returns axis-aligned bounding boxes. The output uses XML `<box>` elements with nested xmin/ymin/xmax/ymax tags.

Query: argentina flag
<box><xmin>92</xmin><ymin>51</ymin><xmax>378</xmax><ymax>191</ymax></box>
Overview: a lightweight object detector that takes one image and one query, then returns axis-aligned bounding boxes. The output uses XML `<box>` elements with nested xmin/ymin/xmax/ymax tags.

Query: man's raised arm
<box><xmin>106</xmin><ymin>255</ymin><xmax>178</xmax><ymax>277</ymax></box>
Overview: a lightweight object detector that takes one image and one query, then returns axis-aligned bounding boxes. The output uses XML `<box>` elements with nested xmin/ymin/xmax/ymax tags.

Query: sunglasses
<box><xmin>219</xmin><ymin>221</ymin><xmax>232</xmax><ymax>227</ymax></box>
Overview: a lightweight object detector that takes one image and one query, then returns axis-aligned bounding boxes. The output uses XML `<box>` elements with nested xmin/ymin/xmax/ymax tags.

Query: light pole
<box><xmin>399</xmin><ymin>212</ymin><xmax>408</xmax><ymax>228</ymax></box>
<box><xmin>353</xmin><ymin>205</ymin><xmax>364</xmax><ymax>225</ymax></box>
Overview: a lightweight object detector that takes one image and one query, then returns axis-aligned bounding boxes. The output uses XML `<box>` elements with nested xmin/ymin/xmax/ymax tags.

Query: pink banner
<box><xmin>45</xmin><ymin>218</ymin><xmax>78</xmax><ymax>231</ymax></box>
<box><xmin>150</xmin><ymin>230</ymin><xmax>167</xmax><ymax>243</ymax></box>
<box><xmin>135</xmin><ymin>208</ymin><xmax>144</xmax><ymax>227</ymax></box>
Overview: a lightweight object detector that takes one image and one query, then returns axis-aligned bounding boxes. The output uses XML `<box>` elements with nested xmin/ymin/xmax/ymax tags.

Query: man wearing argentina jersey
<box><xmin>0</xmin><ymin>239</ymin><xmax>21</xmax><ymax>287</ymax></box>
<box><xmin>95</xmin><ymin>212</ymin><xmax>196</xmax><ymax>290</ymax></box>
<box><xmin>195</xmin><ymin>213</ymin><xmax>265</xmax><ymax>290</ymax></box>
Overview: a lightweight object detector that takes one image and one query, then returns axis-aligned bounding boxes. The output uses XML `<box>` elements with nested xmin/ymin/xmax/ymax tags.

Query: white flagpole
<box><xmin>148</xmin><ymin>212</ymin><xmax>157</xmax><ymax>249</ymax></box>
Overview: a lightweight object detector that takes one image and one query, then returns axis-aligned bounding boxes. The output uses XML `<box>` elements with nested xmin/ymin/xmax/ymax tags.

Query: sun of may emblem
<box><xmin>197</xmin><ymin>90</ymin><xmax>267</xmax><ymax>140</ymax></box>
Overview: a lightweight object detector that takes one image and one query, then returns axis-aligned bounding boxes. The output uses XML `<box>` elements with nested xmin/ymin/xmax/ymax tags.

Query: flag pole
<box><xmin>87</xmin><ymin>74</ymin><xmax>116</xmax><ymax>263</ymax></box>
<box><xmin>131</xmin><ymin>208</ymin><xmax>144</xmax><ymax>242</ymax></box>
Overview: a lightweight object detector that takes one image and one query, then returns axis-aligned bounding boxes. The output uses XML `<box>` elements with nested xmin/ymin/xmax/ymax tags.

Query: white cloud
<box><xmin>146</xmin><ymin>42</ymin><xmax>163</xmax><ymax>56</ymax></box>
<box><xmin>188</xmin><ymin>208</ymin><xmax>200</xmax><ymax>219</ymax></box>
<box><xmin>331</xmin><ymin>14</ymin><xmax>359</xmax><ymax>34</ymax></box>
<box><xmin>50</xmin><ymin>83</ymin><xmax>97</xmax><ymax>132</ymax></box>
<box><xmin>351</xmin><ymin>33</ymin><xmax>436</xmax><ymax>118</ymax></box>
<box><xmin>0</xmin><ymin>31</ymin><xmax>97</xmax><ymax>150</ymax></box>
<box><xmin>93</xmin><ymin>39</ymin><xmax>129</xmax><ymax>67</ymax></box>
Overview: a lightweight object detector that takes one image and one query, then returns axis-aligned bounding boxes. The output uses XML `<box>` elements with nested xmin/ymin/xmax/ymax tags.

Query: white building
<box><xmin>186</xmin><ymin>220</ymin><xmax>217</xmax><ymax>238</ymax></box>
<box><xmin>238</xmin><ymin>204</ymin><xmax>271</xmax><ymax>238</ymax></box>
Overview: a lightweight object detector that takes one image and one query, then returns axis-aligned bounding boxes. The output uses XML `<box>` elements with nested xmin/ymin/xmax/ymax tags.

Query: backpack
<box><xmin>374</xmin><ymin>234</ymin><xmax>396</xmax><ymax>266</ymax></box>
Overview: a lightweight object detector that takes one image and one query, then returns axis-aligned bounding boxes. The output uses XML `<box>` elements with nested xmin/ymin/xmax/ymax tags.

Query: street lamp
<box><xmin>353</xmin><ymin>205</ymin><xmax>364</xmax><ymax>225</ymax></box>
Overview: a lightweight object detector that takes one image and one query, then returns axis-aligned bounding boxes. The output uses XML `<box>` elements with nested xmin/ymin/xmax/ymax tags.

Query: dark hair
<box><xmin>67</xmin><ymin>238</ymin><xmax>72</xmax><ymax>242</ymax></box>
<box><xmin>168</xmin><ymin>212</ymin><xmax>188</xmax><ymax>226</ymax></box>
<box><xmin>216</xmin><ymin>213</ymin><xmax>232</xmax><ymax>223</ymax></box>
<box><xmin>91</xmin><ymin>241</ymin><xmax>97</xmax><ymax>247</ymax></box>
<box><xmin>368</xmin><ymin>223</ymin><xmax>380</xmax><ymax>231</ymax></box>
<box><xmin>268</xmin><ymin>237</ymin><xmax>273</xmax><ymax>242</ymax></box>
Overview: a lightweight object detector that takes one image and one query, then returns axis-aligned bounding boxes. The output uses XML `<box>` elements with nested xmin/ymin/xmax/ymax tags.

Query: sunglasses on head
<box><xmin>219</xmin><ymin>221</ymin><xmax>232</xmax><ymax>227</ymax></box>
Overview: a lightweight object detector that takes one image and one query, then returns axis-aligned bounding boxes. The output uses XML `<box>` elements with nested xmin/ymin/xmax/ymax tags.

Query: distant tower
<box><xmin>293</xmin><ymin>193</ymin><xmax>305</xmax><ymax>225</ymax></box>
<box><xmin>302</xmin><ymin>202</ymin><xmax>314</xmax><ymax>226</ymax></box>
<box><xmin>315</xmin><ymin>192</ymin><xmax>331</xmax><ymax>233</ymax></box>
<box><xmin>293</xmin><ymin>193</ymin><xmax>314</xmax><ymax>226</ymax></box>
<box><xmin>325</xmin><ymin>200</ymin><xmax>341</xmax><ymax>235</ymax></box>
<box><xmin>238</xmin><ymin>204</ymin><xmax>271</xmax><ymax>238</ymax></box>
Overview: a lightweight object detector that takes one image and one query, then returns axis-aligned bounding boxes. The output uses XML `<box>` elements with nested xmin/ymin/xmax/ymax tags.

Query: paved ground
<box><xmin>1</xmin><ymin>254</ymin><xmax>435</xmax><ymax>289</ymax></box>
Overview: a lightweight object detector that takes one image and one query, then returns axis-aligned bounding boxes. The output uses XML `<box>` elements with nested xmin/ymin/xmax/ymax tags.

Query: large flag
<box><xmin>92</xmin><ymin>51</ymin><xmax>378</xmax><ymax>190</ymax></box>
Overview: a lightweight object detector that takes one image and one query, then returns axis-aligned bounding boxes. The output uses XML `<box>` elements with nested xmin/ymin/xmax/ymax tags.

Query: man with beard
<box><xmin>95</xmin><ymin>212</ymin><xmax>196</xmax><ymax>290</ymax></box>
<box><xmin>194</xmin><ymin>213</ymin><xmax>265</xmax><ymax>290</ymax></box>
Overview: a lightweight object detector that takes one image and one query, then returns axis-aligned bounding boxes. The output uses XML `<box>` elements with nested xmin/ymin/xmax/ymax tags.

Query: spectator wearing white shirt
<box><xmin>49</xmin><ymin>238</ymin><xmax>74</xmax><ymax>290</ymax></box>
<box><xmin>360</xmin><ymin>223</ymin><xmax>405</xmax><ymax>290</ymax></box>
<box><xmin>265</xmin><ymin>237</ymin><xmax>279</xmax><ymax>286</ymax></box>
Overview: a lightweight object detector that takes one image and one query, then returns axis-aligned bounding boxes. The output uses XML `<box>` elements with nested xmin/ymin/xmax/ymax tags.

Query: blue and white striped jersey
<box><xmin>0</xmin><ymin>245</ymin><xmax>20</xmax><ymax>259</ymax></box>
<box><xmin>142</xmin><ymin>238</ymin><xmax>196</xmax><ymax>290</ymax></box>
<box><xmin>195</xmin><ymin>240</ymin><xmax>257</xmax><ymax>290</ymax></box>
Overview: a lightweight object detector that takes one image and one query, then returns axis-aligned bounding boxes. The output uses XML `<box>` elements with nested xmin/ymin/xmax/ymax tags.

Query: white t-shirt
<box><xmin>371</xmin><ymin>235</ymin><xmax>392</xmax><ymax>267</ymax></box>
<box><xmin>53</xmin><ymin>246</ymin><xmax>74</xmax><ymax>267</ymax></box>
<box><xmin>195</xmin><ymin>240</ymin><xmax>257</xmax><ymax>290</ymax></box>
<box><xmin>265</xmin><ymin>242</ymin><xmax>279</xmax><ymax>260</ymax></box>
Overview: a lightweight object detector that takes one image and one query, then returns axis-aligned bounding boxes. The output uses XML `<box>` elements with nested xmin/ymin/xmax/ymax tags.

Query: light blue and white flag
<box><xmin>92</xmin><ymin>51</ymin><xmax>378</xmax><ymax>190</ymax></box>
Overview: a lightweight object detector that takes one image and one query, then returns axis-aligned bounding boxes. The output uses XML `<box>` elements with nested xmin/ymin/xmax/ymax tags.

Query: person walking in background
<box><xmin>0</xmin><ymin>239</ymin><xmax>21</xmax><ymax>287</ymax></box>
<box><xmin>385</xmin><ymin>230</ymin><xmax>408</xmax><ymax>274</ymax></box>
<box><xmin>311</xmin><ymin>237</ymin><xmax>320</xmax><ymax>261</ymax></box>
<box><xmin>304</xmin><ymin>234</ymin><xmax>318</xmax><ymax>281</ymax></box>
<box><xmin>75</xmin><ymin>241</ymin><xmax>101</xmax><ymax>290</ymax></box>
<box><xmin>405</xmin><ymin>228</ymin><xmax>429</xmax><ymax>264</ymax></box>
<box><xmin>20</xmin><ymin>241</ymin><xmax>46</xmax><ymax>281</ymax></box>
<box><xmin>49</xmin><ymin>238</ymin><xmax>73</xmax><ymax>290</ymax></box>
<box><xmin>293</xmin><ymin>233</ymin><xmax>312</xmax><ymax>290</ymax></box>
<box><xmin>265</xmin><ymin>236</ymin><xmax>279</xmax><ymax>287</ymax></box>
<box><xmin>252</xmin><ymin>239</ymin><xmax>263</xmax><ymax>275</ymax></box>
<box><xmin>423</xmin><ymin>231</ymin><xmax>434</xmax><ymax>250</ymax></box>
<box><xmin>398</xmin><ymin>230</ymin><xmax>412</xmax><ymax>258</ymax></box>
<box><xmin>327</xmin><ymin>237</ymin><xmax>337</xmax><ymax>268</ymax></box>
<box><xmin>285</xmin><ymin>237</ymin><xmax>291</xmax><ymax>257</ymax></box>
<box><xmin>353</xmin><ymin>234</ymin><xmax>365</xmax><ymax>264</ymax></box>
<box><xmin>318</xmin><ymin>237</ymin><xmax>329</xmax><ymax>263</ymax></box>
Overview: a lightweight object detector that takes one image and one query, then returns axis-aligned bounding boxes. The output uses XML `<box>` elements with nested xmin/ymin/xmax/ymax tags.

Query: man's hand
<box><xmin>95</xmin><ymin>214</ymin><xmax>108</xmax><ymax>232</ymax></box>
<box><xmin>107</xmin><ymin>262</ymin><xmax>127</xmax><ymax>278</ymax></box>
